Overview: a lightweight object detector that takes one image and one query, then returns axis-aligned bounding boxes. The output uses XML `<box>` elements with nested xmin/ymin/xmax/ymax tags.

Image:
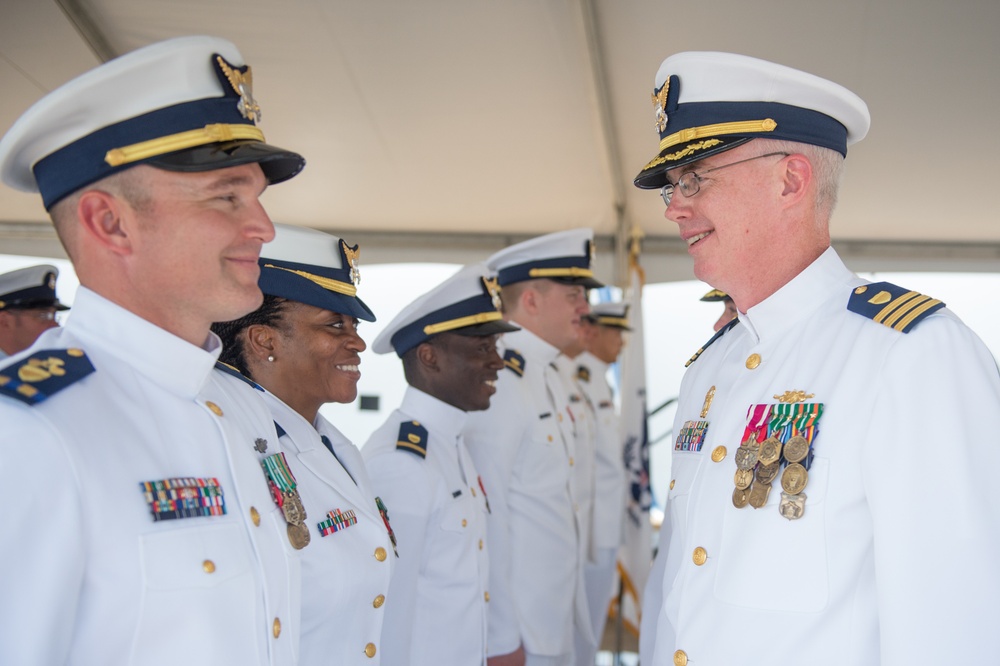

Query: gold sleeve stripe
<box><xmin>105</xmin><ymin>123</ymin><xmax>265</xmax><ymax>167</ymax></box>
<box><xmin>396</xmin><ymin>441</ymin><xmax>425</xmax><ymax>454</ymax></box>
<box><xmin>892</xmin><ymin>297</ymin><xmax>944</xmax><ymax>332</ymax></box>
<box><xmin>423</xmin><ymin>311</ymin><xmax>503</xmax><ymax>336</ymax></box>
<box><xmin>874</xmin><ymin>291</ymin><xmax>943</xmax><ymax>331</ymax></box>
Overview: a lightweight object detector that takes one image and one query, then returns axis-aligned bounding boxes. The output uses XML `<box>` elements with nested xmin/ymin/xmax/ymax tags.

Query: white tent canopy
<box><xmin>2</xmin><ymin>0</ymin><xmax>999</xmax><ymax>284</ymax></box>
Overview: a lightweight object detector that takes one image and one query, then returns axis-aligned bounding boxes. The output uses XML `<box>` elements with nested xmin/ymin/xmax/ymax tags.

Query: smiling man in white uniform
<box><xmin>0</xmin><ymin>37</ymin><xmax>307</xmax><ymax>665</ymax></box>
<box><xmin>464</xmin><ymin>229</ymin><xmax>602</xmax><ymax>666</ymax></box>
<box><xmin>633</xmin><ymin>52</ymin><xmax>1000</xmax><ymax>666</ymax></box>
<box><xmin>364</xmin><ymin>263</ymin><xmax>518</xmax><ymax>665</ymax></box>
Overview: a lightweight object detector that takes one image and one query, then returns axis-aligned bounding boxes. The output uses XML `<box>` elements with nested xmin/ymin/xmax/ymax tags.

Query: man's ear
<box><xmin>76</xmin><ymin>189</ymin><xmax>134</xmax><ymax>256</ymax></box>
<box><xmin>416</xmin><ymin>340</ymin><xmax>439</xmax><ymax>373</ymax></box>
<box><xmin>520</xmin><ymin>284</ymin><xmax>541</xmax><ymax>316</ymax></box>
<box><xmin>780</xmin><ymin>153</ymin><xmax>813</xmax><ymax>203</ymax></box>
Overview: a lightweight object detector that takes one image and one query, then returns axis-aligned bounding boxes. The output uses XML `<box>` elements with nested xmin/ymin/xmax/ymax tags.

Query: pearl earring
<box><xmin>267</xmin><ymin>355</ymin><xmax>275</xmax><ymax>362</ymax></box>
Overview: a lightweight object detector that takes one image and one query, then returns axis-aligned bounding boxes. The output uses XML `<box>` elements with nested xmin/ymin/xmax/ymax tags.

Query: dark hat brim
<box><xmin>549</xmin><ymin>275</ymin><xmax>605</xmax><ymax>289</ymax></box>
<box><xmin>147</xmin><ymin>139</ymin><xmax>305</xmax><ymax>185</ymax></box>
<box><xmin>450</xmin><ymin>320</ymin><xmax>521</xmax><ymax>337</ymax></box>
<box><xmin>633</xmin><ymin>137</ymin><xmax>751</xmax><ymax>190</ymax></box>
<box><xmin>1</xmin><ymin>298</ymin><xmax>69</xmax><ymax>311</ymax></box>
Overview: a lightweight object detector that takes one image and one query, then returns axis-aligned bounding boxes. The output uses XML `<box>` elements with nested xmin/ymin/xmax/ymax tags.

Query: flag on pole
<box><xmin>610</xmin><ymin>228</ymin><xmax>652</xmax><ymax>638</ymax></box>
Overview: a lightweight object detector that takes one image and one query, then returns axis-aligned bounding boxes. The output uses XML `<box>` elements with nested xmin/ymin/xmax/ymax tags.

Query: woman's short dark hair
<box><xmin>211</xmin><ymin>294</ymin><xmax>288</xmax><ymax>380</ymax></box>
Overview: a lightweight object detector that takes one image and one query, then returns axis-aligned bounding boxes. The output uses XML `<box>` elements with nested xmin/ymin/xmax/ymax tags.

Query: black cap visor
<box><xmin>148</xmin><ymin>139</ymin><xmax>305</xmax><ymax>185</ymax></box>
<box><xmin>633</xmin><ymin>136</ymin><xmax>751</xmax><ymax>190</ymax></box>
<box><xmin>452</xmin><ymin>320</ymin><xmax>521</xmax><ymax>337</ymax></box>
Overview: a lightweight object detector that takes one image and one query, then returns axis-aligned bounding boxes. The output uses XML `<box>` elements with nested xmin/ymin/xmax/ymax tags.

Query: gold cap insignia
<box><xmin>47</xmin><ymin>272</ymin><xmax>56</xmax><ymax>289</ymax></box>
<box><xmin>483</xmin><ymin>276</ymin><xmax>503</xmax><ymax>311</ymax></box>
<box><xmin>652</xmin><ymin>79</ymin><xmax>670</xmax><ymax>133</ymax></box>
<box><xmin>216</xmin><ymin>56</ymin><xmax>261</xmax><ymax>122</ymax></box>
<box><xmin>341</xmin><ymin>240</ymin><xmax>361</xmax><ymax>285</ymax></box>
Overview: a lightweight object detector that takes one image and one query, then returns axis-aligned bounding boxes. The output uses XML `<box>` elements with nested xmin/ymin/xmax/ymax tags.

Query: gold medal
<box><xmin>287</xmin><ymin>522</ymin><xmax>311</xmax><ymax>549</ymax></box>
<box><xmin>778</xmin><ymin>491</ymin><xmax>807</xmax><ymax>520</ymax></box>
<box><xmin>780</xmin><ymin>463</ymin><xmax>809</xmax><ymax>495</ymax></box>
<box><xmin>748</xmin><ymin>481</ymin><xmax>771</xmax><ymax>509</ymax></box>
<box><xmin>732</xmin><ymin>486</ymin><xmax>750</xmax><ymax>508</ymax></box>
<box><xmin>757</xmin><ymin>437</ymin><xmax>782</xmax><ymax>466</ymax></box>
<box><xmin>281</xmin><ymin>491</ymin><xmax>305</xmax><ymax>525</ymax></box>
<box><xmin>755</xmin><ymin>461</ymin><xmax>780</xmax><ymax>485</ymax></box>
<box><xmin>784</xmin><ymin>435</ymin><xmax>809</xmax><ymax>463</ymax></box>
<box><xmin>734</xmin><ymin>445</ymin><xmax>759</xmax><ymax>471</ymax></box>
<box><xmin>734</xmin><ymin>468</ymin><xmax>754</xmax><ymax>490</ymax></box>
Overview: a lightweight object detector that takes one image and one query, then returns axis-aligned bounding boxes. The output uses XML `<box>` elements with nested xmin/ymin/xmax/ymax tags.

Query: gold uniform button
<box><xmin>373</xmin><ymin>594</ymin><xmax>385</xmax><ymax>608</ymax></box>
<box><xmin>471</xmin><ymin>487</ymin><xmax>477</xmax><ymax>497</ymax></box>
<box><xmin>547</xmin><ymin>435</ymin><xmax>553</xmax><ymax>442</ymax></box>
<box><xmin>557</xmin><ymin>413</ymin><xmax>563</xmax><ymax>422</ymax></box>
<box><xmin>479</xmin><ymin>539</ymin><xmax>484</xmax><ymax>550</ymax></box>
<box><xmin>674</xmin><ymin>649</ymin><xmax>688</xmax><ymax>666</ymax></box>
<box><xmin>569</xmin><ymin>457</ymin><xmax>575</xmax><ymax>466</ymax></box>
<box><xmin>745</xmin><ymin>353</ymin><xmax>761</xmax><ymax>370</ymax></box>
<box><xmin>67</xmin><ymin>348</ymin><xmax>84</xmax><ymax>357</ymax></box>
<box><xmin>669</xmin><ymin>479</ymin><xmax>676</xmax><ymax>490</ymax></box>
<box><xmin>202</xmin><ymin>559</ymin><xmax>215</xmax><ymax>574</ymax></box>
<box><xmin>374</xmin><ymin>547</ymin><xmax>387</xmax><ymax>562</ymax></box>
<box><xmin>484</xmin><ymin>591</ymin><xmax>490</xmax><ymax>602</ymax></box>
<box><xmin>250</xmin><ymin>506</ymin><xmax>260</xmax><ymax>526</ymax></box>
<box><xmin>711</xmin><ymin>445</ymin><xmax>727</xmax><ymax>462</ymax></box>
<box><xmin>206</xmin><ymin>401</ymin><xmax>224</xmax><ymax>416</ymax></box>
<box><xmin>364</xmin><ymin>643</ymin><xmax>377</xmax><ymax>658</ymax></box>
<box><xmin>272</xmin><ymin>618</ymin><xmax>281</xmax><ymax>639</ymax></box>
<box><xmin>854</xmin><ymin>285</ymin><xmax>868</xmax><ymax>294</ymax></box>
<box><xmin>461</xmin><ymin>519</ymin><xmax>468</xmax><ymax>527</ymax></box>
<box><xmin>692</xmin><ymin>547</ymin><xmax>708</xmax><ymax>566</ymax></box>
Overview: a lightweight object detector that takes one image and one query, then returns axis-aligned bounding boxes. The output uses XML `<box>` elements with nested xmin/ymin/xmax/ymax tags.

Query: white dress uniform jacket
<box><xmin>363</xmin><ymin>386</ymin><xmax>491</xmax><ymax>666</ymax></box>
<box><xmin>0</xmin><ymin>288</ymin><xmax>300</xmax><ymax>666</ymax></box>
<box><xmin>256</xmin><ymin>389</ymin><xmax>395</xmax><ymax>665</ymax></box>
<box><xmin>464</xmin><ymin>327</ymin><xmax>593</xmax><ymax>664</ymax></box>
<box><xmin>574</xmin><ymin>351</ymin><xmax>626</xmax><ymax>641</ymax></box>
<box><xmin>647</xmin><ymin>248</ymin><xmax>1000</xmax><ymax>666</ymax></box>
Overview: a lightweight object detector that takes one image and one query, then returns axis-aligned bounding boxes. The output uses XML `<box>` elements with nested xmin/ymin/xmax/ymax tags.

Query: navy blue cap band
<box><xmin>390</xmin><ymin>293</ymin><xmax>497</xmax><ymax>357</ymax></box>
<box><xmin>34</xmin><ymin>97</ymin><xmax>252</xmax><ymax>209</ymax></box>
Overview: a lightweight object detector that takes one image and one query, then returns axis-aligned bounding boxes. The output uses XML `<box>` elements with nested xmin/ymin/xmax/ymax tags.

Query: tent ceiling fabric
<box><xmin>2</xmin><ymin>0</ymin><xmax>999</xmax><ymax>278</ymax></box>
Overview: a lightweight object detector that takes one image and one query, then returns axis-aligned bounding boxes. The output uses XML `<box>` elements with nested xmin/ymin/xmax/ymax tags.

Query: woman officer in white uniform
<box><xmin>213</xmin><ymin>224</ymin><xmax>396</xmax><ymax>664</ymax></box>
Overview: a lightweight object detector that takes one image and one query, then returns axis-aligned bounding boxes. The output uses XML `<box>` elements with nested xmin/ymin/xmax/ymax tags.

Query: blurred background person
<box><xmin>212</xmin><ymin>224</ymin><xmax>396</xmax><ymax>664</ymax></box>
<box><xmin>0</xmin><ymin>264</ymin><xmax>68</xmax><ymax>359</ymax></box>
<box><xmin>553</xmin><ymin>324</ymin><xmax>598</xmax><ymax>665</ymax></box>
<box><xmin>576</xmin><ymin>302</ymin><xmax>630</xmax><ymax>659</ymax></box>
<box><xmin>363</xmin><ymin>263</ymin><xmax>518</xmax><ymax>666</ymax></box>
<box><xmin>699</xmin><ymin>288</ymin><xmax>737</xmax><ymax>332</ymax></box>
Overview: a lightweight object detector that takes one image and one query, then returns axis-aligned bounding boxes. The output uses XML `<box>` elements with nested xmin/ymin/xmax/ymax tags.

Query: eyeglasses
<box><xmin>9</xmin><ymin>308</ymin><xmax>58</xmax><ymax>322</ymax></box>
<box><xmin>660</xmin><ymin>152</ymin><xmax>789</xmax><ymax>206</ymax></box>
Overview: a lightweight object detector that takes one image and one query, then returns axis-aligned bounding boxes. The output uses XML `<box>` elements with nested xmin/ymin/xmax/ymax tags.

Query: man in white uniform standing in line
<box><xmin>633</xmin><ymin>51</ymin><xmax>1000</xmax><ymax>666</ymax></box>
<box><xmin>575</xmin><ymin>302</ymin><xmax>629</xmax><ymax>653</ymax></box>
<box><xmin>0</xmin><ymin>37</ymin><xmax>308</xmax><ymax>665</ymax></box>
<box><xmin>464</xmin><ymin>229</ymin><xmax>601</xmax><ymax>666</ymax></box>
<box><xmin>364</xmin><ymin>263</ymin><xmax>518</xmax><ymax>665</ymax></box>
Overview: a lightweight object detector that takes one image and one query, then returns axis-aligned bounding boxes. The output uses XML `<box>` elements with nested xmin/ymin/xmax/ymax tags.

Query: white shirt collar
<box><xmin>739</xmin><ymin>247</ymin><xmax>862</xmax><ymax>344</ymax></box>
<box><xmin>65</xmin><ymin>286</ymin><xmax>219</xmax><ymax>399</ymax></box>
